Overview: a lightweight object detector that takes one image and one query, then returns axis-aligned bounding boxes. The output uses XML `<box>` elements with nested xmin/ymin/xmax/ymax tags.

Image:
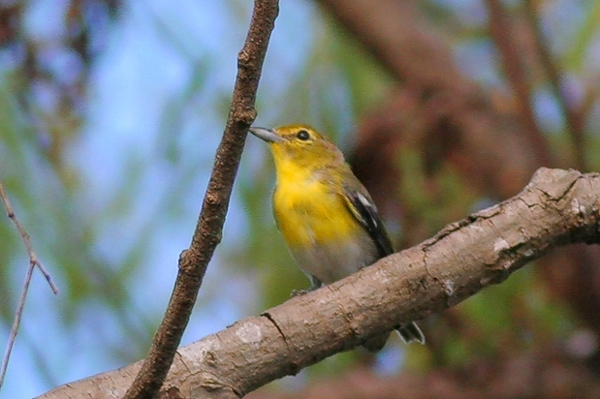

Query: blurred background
<box><xmin>1</xmin><ymin>0</ymin><xmax>600</xmax><ymax>397</ymax></box>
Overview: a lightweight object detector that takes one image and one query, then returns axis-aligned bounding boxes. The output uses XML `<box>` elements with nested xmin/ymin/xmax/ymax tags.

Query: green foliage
<box><xmin>397</xmin><ymin>146</ymin><xmax>476</xmax><ymax>236</ymax></box>
<box><xmin>564</xmin><ymin>0</ymin><xmax>600</xmax><ymax>70</ymax></box>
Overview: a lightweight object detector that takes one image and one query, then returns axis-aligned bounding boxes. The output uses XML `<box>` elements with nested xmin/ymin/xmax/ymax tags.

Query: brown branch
<box><xmin>121</xmin><ymin>1</ymin><xmax>279</xmax><ymax>398</ymax></box>
<box><xmin>1</xmin><ymin>253</ymin><xmax>35</xmax><ymax>389</ymax></box>
<box><xmin>483</xmin><ymin>0</ymin><xmax>553</xmax><ymax>166</ymax></box>
<box><xmin>0</xmin><ymin>182</ymin><xmax>59</xmax><ymax>388</ymax></box>
<box><xmin>523</xmin><ymin>1</ymin><xmax>588</xmax><ymax>171</ymax></box>
<box><xmin>318</xmin><ymin>0</ymin><xmax>600</xmax><ymax>360</ymax></box>
<box><xmin>39</xmin><ymin>168</ymin><xmax>600</xmax><ymax>398</ymax></box>
<box><xmin>325</xmin><ymin>0</ymin><xmax>600</xmax><ymax>361</ymax></box>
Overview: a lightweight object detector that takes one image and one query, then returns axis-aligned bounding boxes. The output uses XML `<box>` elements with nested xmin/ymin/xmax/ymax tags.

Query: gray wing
<box><xmin>343</xmin><ymin>189</ymin><xmax>394</xmax><ymax>258</ymax></box>
<box><xmin>344</xmin><ymin>189</ymin><xmax>426</xmax><ymax>346</ymax></box>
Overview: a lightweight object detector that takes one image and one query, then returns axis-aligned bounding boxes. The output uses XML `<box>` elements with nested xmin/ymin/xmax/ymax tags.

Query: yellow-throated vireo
<box><xmin>249</xmin><ymin>124</ymin><xmax>425</xmax><ymax>350</ymax></box>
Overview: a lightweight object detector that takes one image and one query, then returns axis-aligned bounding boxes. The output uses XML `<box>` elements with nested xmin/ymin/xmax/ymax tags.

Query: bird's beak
<box><xmin>249</xmin><ymin>127</ymin><xmax>284</xmax><ymax>143</ymax></box>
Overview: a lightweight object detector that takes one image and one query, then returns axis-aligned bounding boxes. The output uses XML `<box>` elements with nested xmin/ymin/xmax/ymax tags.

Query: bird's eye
<box><xmin>296</xmin><ymin>130</ymin><xmax>310</xmax><ymax>141</ymax></box>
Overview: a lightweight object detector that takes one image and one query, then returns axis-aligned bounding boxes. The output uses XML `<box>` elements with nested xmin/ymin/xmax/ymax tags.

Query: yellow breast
<box><xmin>273</xmin><ymin>174</ymin><xmax>358</xmax><ymax>248</ymax></box>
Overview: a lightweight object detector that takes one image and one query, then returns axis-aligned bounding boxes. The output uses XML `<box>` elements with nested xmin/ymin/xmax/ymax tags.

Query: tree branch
<box><xmin>0</xmin><ymin>182</ymin><xmax>58</xmax><ymax>293</ymax></box>
<box><xmin>320</xmin><ymin>0</ymin><xmax>600</xmax><ymax>368</ymax></box>
<box><xmin>39</xmin><ymin>167</ymin><xmax>600</xmax><ymax>399</ymax></box>
<box><xmin>0</xmin><ymin>181</ymin><xmax>58</xmax><ymax>388</ymax></box>
<box><xmin>122</xmin><ymin>1</ymin><xmax>279</xmax><ymax>398</ymax></box>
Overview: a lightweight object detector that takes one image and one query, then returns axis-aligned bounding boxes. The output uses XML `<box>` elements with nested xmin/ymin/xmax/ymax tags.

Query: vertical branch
<box><xmin>484</xmin><ymin>0</ymin><xmax>553</xmax><ymax>166</ymax></box>
<box><xmin>0</xmin><ymin>257</ymin><xmax>35</xmax><ymax>389</ymax></box>
<box><xmin>0</xmin><ymin>182</ymin><xmax>58</xmax><ymax>388</ymax></box>
<box><xmin>523</xmin><ymin>1</ymin><xmax>588</xmax><ymax>171</ymax></box>
<box><xmin>122</xmin><ymin>1</ymin><xmax>279</xmax><ymax>399</ymax></box>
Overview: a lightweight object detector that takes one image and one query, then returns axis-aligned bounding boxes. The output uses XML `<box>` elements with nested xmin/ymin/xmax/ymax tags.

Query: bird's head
<box><xmin>249</xmin><ymin>125</ymin><xmax>345</xmax><ymax>176</ymax></box>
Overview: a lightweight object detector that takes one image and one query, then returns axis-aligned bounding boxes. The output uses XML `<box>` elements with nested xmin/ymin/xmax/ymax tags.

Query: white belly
<box><xmin>289</xmin><ymin>231</ymin><xmax>378</xmax><ymax>285</ymax></box>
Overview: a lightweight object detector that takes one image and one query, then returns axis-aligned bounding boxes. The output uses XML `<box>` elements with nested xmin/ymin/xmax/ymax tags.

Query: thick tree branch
<box><xmin>39</xmin><ymin>167</ymin><xmax>600</xmax><ymax>399</ymax></box>
<box><xmin>122</xmin><ymin>1</ymin><xmax>279</xmax><ymax>398</ymax></box>
<box><xmin>322</xmin><ymin>0</ymin><xmax>600</xmax><ymax>360</ymax></box>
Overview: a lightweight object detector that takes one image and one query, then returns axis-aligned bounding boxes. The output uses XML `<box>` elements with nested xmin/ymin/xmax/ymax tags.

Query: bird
<box><xmin>249</xmin><ymin>124</ymin><xmax>425</xmax><ymax>350</ymax></box>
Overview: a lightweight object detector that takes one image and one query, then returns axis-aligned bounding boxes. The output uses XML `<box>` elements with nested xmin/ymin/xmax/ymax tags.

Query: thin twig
<box><xmin>0</xmin><ymin>182</ymin><xmax>59</xmax><ymax>388</ymax></box>
<box><xmin>122</xmin><ymin>1</ymin><xmax>279</xmax><ymax>398</ymax></box>
<box><xmin>0</xmin><ymin>256</ymin><xmax>35</xmax><ymax>388</ymax></box>
<box><xmin>523</xmin><ymin>1</ymin><xmax>587</xmax><ymax>171</ymax></box>
<box><xmin>0</xmin><ymin>183</ymin><xmax>58</xmax><ymax>293</ymax></box>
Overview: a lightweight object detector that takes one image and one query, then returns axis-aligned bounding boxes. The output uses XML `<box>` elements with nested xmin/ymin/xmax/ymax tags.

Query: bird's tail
<box><xmin>397</xmin><ymin>322</ymin><xmax>425</xmax><ymax>344</ymax></box>
<box><xmin>362</xmin><ymin>322</ymin><xmax>425</xmax><ymax>352</ymax></box>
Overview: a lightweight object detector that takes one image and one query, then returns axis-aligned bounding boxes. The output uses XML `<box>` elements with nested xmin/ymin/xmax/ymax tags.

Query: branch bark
<box><xmin>122</xmin><ymin>1</ymin><xmax>279</xmax><ymax>398</ymax></box>
<box><xmin>322</xmin><ymin>0</ymin><xmax>600</xmax><ymax>364</ymax></box>
<box><xmin>38</xmin><ymin>167</ymin><xmax>600</xmax><ymax>399</ymax></box>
